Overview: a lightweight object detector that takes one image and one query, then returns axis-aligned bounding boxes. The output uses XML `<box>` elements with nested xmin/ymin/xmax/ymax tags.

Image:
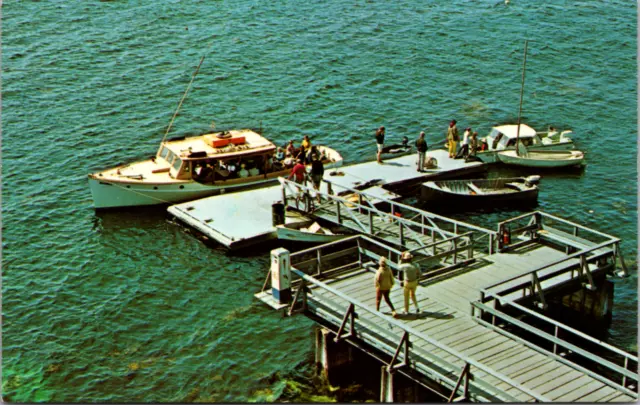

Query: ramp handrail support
<box><xmin>407</xmin><ymin>231</ymin><xmax>473</xmax><ymax>258</ymax></box>
<box><xmin>498</xmin><ymin>211</ymin><xmax>620</xmax><ymax>245</ymax></box>
<box><xmin>290</xmin><ymin>267</ymin><xmax>551</xmax><ymax>402</ymax></box>
<box><xmin>482</xmin><ymin>239</ymin><xmax>619</xmax><ymax>293</ymax></box>
<box><xmin>477</xmin><ymin>290</ymin><xmax>638</xmax><ymax>377</ymax></box>
<box><xmin>279</xmin><ymin>178</ymin><xmax>492</xmax><ymax>254</ymax></box>
<box><xmin>293</xmin><ymin>177</ymin><xmax>495</xmax><ymax>236</ymax></box>
<box><xmin>472</xmin><ymin>300</ymin><xmax>638</xmax><ymax>393</ymax></box>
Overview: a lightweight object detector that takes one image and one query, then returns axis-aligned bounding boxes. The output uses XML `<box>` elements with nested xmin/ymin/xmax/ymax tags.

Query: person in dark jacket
<box><xmin>415</xmin><ymin>131</ymin><xmax>428</xmax><ymax>172</ymax></box>
<box><xmin>375</xmin><ymin>126</ymin><xmax>386</xmax><ymax>163</ymax></box>
<box><xmin>309</xmin><ymin>154</ymin><xmax>324</xmax><ymax>203</ymax></box>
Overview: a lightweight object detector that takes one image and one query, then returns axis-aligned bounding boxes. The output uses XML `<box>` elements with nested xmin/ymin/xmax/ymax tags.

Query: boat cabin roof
<box><xmin>491</xmin><ymin>124</ymin><xmax>537</xmax><ymax>139</ymax></box>
<box><xmin>162</xmin><ymin>129</ymin><xmax>276</xmax><ymax>160</ymax></box>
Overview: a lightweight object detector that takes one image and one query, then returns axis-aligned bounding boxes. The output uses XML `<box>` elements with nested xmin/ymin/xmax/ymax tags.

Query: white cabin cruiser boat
<box><xmin>88</xmin><ymin>129</ymin><xmax>343</xmax><ymax>209</ymax></box>
<box><xmin>475</xmin><ymin>124</ymin><xmax>574</xmax><ymax>163</ymax></box>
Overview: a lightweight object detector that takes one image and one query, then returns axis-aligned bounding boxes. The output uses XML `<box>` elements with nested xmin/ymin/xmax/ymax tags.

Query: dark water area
<box><xmin>2</xmin><ymin>0</ymin><xmax>637</xmax><ymax>402</ymax></box>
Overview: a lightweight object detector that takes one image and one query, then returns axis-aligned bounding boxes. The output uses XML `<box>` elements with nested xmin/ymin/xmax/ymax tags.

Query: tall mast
<box><xmin>516</xmin><ymin>40</ymin><xmax>529</xmax><ymax>156</ymax></box>
<box><xmin>161</xmin><ymin>56</ymin><xmax>206</xmax><ymax>144</ymax></box>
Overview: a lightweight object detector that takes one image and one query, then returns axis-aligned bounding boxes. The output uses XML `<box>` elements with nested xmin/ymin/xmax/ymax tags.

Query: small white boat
<box><xmin>476</xmin><ymin>124</ymin><xmax>574</xmax><ymax>163</ymax></box>
<box><xmin>88</xmin><ymin>129</ymin><xmax>343</xmax><ymax>209</ymax></box>
<box><xmin>276</xmin><ymin>220</ymin><xmax>349</xmax><ymax>243</ymax></box>
<box><xmin>497</xmin><ymin>148</ymin><xmax>585</xmax><ymax>168</ymax></box>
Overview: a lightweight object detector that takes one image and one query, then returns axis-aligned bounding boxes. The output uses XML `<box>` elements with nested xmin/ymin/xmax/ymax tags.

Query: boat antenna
<box><xmin>161</xmin><ymin>55</ymin><xmax>206</xmax><ymax>144</ymax></box>
<box><xmin>515</xmin><ymin>40</ymin><xmax>529</xmax><ymax>156</ymax></box>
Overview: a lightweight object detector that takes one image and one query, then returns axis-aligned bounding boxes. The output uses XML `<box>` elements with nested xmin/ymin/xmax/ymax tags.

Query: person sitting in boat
<box><xmin>469</xmin><ymin>132</ymin><xmax>479</xmax><ymax>157</ymax></box>
<box><xmin>545</xmin><ymin>126</ymin><xmax>557</xmax><ymax>139</ymax></box>
<box><xmin>238</xmin><ymin>163</ymin><xmax>249</xmax><ymax>178</ymax></box>
<box><xmin>227</xmin><ymin>159</ymin><xmax>241</xmax><ymax>178</ymax></box>
<box><xmin>214</xmin><ymin>161</ymin><xmax>230</xmax><ymax>180</ymax></box>
<box><xmin>301</xmin><ymin>135</ymin><xmax>311</xmax><ymax>151</ymax></box>
<box><xmin>248</xmin><ymin>160</ymin><xmax>260</xmax><ymax>177</ymax></box>
<box><xmin>270</xmin><ymin>155</ymin><xmax>284</xmax><ymax>172</ymax></box>
<box><xmin>285</xmin><ymin>140</ymin><xmax>295</xmax><ymax>157</ymax></box>
<box><xmin>275</xmin><ymin>147</ymin><xmax>285</xmax><ymax>161</ymax></box>
<box><xmin>200</xmin><ymin>162</ymin><xmax>214</xmax><ymax>182</ymax></box>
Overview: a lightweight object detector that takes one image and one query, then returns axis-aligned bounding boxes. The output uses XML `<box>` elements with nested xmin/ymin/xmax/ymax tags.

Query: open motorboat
<box><xmin>88</xmin><ymin>129</ymin><xmax>343</xmax><ymax>209</ymax></box>
<box><xmin>475</xmin><ymin>124</ymin><xmax>574</xmax><ymax>163</ymax></box>
<box><xmin>420</xmin><ymin>176</ymin><xmax>540</xmax><ymax>208</ymax></box>
<box><xmin>497</xmin><ymin>147</ymin><xmax>585</xmax><ymax>168</ymax></box>
<box><xmin>380</xmin><ymin>136</ymin><xmax>412</xmax><ymax>157</ymax></box>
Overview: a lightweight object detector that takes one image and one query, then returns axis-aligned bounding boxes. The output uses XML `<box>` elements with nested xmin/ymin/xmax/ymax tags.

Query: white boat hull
<box><xmin>475</xmin><ymin>141</ymin><xmax>573</xmax><ymax>163</ymax></box>
<box><xmin>275</xmin><ymin>225</ymin><xmax>347</xmax><ymax>243</ymax></box>
<box><xmin>497</xmin><ymin>150</ymin><xmax>585</xmax><ymax>168</ymax></box>
<box><xmin>89</xmin><ymin>159</ymin><xmax>343</xmax><ymax>209</ymax></box>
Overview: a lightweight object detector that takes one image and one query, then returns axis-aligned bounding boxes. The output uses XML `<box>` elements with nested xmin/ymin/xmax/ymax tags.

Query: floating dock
<box><xmin>255</xmin><ymin>225</ymin><xmax>636</xmax><ymax>402</ymax></box>
<box><xmin>168</xmin><ymin>150</ymin><xmax>485</xmax><ymax>250</ymax></box>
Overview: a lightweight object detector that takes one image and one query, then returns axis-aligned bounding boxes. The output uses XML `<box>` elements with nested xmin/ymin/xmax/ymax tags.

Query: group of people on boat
<box><xmin>191</xmin><ymin>135</ymin><xmax>328</xmax><ymax>183</ymax></box>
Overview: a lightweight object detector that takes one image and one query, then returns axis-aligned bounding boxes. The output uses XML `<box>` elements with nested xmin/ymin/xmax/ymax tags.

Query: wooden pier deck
<box><xmin>256</xmin><ymin>235</ymin><xmax>637</xmax><ymax>402</ymax></box>
<box><xmin>168</xmin><ymin>150</ymin><xmax>485</xmax><ymax>249</ymax></box>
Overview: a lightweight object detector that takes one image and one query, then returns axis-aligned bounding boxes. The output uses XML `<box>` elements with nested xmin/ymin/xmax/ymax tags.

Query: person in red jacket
<box><xmin>288</xmin><ymin>159</ymin><xmax>307</xmax><ymax>208</ymax></box>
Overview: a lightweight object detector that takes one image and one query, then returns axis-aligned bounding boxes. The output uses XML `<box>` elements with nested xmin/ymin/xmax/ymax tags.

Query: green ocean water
<box><xmin>2</xmin><ymin>0</ymin><xmax>637</xmax><ymax>402</ymax></box>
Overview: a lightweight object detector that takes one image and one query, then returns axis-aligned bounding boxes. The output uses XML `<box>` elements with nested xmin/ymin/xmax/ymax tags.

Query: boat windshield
<box><xmin>159</xmin><ymin>146</ymin><xmax>171</xmax><ymax>161</ymax></box>
<box><xmin>172</xmin><ymin>156</ymin><xmax>182</xmax><ymax>172</ymax></box>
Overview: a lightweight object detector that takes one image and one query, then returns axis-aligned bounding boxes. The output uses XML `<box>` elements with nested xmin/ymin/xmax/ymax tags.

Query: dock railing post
<box><xmin>615</xmin><ymin>242</ymin><xmax>629</xmax><ymax>277</ymax></box>
<box><xmin>453</xmin><ymin>237</ymin><xmax>458</xmax><ymax>264</ymax></box>
<box><xmin>369</xmin><ymin>210</ymin><xmax>374</xmax><ymax>235</ymax></box>
<box><xmin>281</xmin><ymin>182</ymin><xmax>287</xmax><ymax>208</ymax></box>
<box><xmin>399</xmin><ymin>222</ymin><xmax>405</xmax><ymax>247</ymax></box>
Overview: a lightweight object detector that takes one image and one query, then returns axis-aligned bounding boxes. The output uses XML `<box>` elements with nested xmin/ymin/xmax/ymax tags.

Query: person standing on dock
<box><xmin>309</xmin><ymin>153</ymin><xmax>324</xmax><ymax>203</ymax></box>
<box><xmin>375</xmin><ymin>257</ymin><xmax>398</xmax><ymax>318</ymax></box>
<box><xmin>375</xmin><ymin>126</ymin><xmax>386</xmax><ymax>164</ymax></box>
<box><xmin>456</xmin><ymin>127</ymin><xmax>471</xmax><ymax>159</ymax></box>
<box><xmin>446</xmin><ymin>120</ymin><xmax>459</xmax><ymax>158</ymax></box>
<box><xmin>399</xmin><ymin>251</ymin><xmax>421</xmax><ymax>314</ymax></box>
<box><xmin>415</xmin><ymin>131</ymin><xmax>428</xmax><ymax>172</ymax></box>
<box><xmin>288</xmin><ymin>158</ymin><xmax>307</xmax><ymax>208</ymax></box>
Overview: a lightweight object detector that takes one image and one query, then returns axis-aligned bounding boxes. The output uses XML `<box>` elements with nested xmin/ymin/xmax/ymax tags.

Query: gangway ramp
<box><xmin>256</xmin><ymin>234</ymin><xmax>637</xmax><ymax>403</ymax></box>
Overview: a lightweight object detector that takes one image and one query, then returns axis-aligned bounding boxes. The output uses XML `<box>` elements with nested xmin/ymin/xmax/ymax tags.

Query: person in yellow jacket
<box><xmin>375</xmin><ymin>257</ymin><xmax>398</xmax><ymax>318</ymax></box>
<box><xmin>446</xmin><ymin>119</ymin><xmax>459</xmax><ymax>158</ymax></box>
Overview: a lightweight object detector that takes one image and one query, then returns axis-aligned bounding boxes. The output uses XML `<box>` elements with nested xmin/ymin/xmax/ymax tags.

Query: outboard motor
<box><xmin>524</xmin><ymin>175</ymin><xmax>541</xmax><ymax>187</ymax></box>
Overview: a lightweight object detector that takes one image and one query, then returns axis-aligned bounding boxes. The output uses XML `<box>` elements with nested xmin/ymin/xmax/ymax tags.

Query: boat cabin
<box><xmin>484</xmin><ymin>124</ymin><xmax>541</xmax><ymax>151</ymax></box>
<box><xmin>155</xmin><ymin>129</ymin><xmax>329</xmax><ymax>184</ymax></box>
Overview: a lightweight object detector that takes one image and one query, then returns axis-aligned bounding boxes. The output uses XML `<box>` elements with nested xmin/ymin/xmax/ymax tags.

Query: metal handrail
<box><xmin>280</xmin><ymin>179</ymin><xmax>455</xmax><ymax>241</ymax></box>
<box><xmin>279</xmin><ymin>178</ymin><xmax>493</xmax><ymax>255</ymax></box>
<box><xmin>290</xmin><ymin>266</ymin><xmax>550</xmax><ymax>402</ymax></box>
<box><xmin>472</xmin><ymin>300</ymin><xmax>638</xmax><ymax>396</ymax></box>
<box><xmin>322</xmin><ymin>178</ymin><xmax>496</xmax><ymax>237</ymax></box>
<box><xmin>499</xmin><ymin>211</ymin><xmax>619</xmax><ymax>243</ymax></box>
<box><xmin>479</xmin><ymin>290</ymin><xmax>638</xmax><ymax>364</ymax></box>
<box><xmin>482</xmin><ymin>239</ymin><xmax>618</xmax><ymax>292</ymax></box>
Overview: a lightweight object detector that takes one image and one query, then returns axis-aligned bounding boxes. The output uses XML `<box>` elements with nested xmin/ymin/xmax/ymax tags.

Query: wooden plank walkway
<box><xmin>305</xmin><ymin>264</ymin><xmax>635</xmax><ymax>402</ymax></box>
